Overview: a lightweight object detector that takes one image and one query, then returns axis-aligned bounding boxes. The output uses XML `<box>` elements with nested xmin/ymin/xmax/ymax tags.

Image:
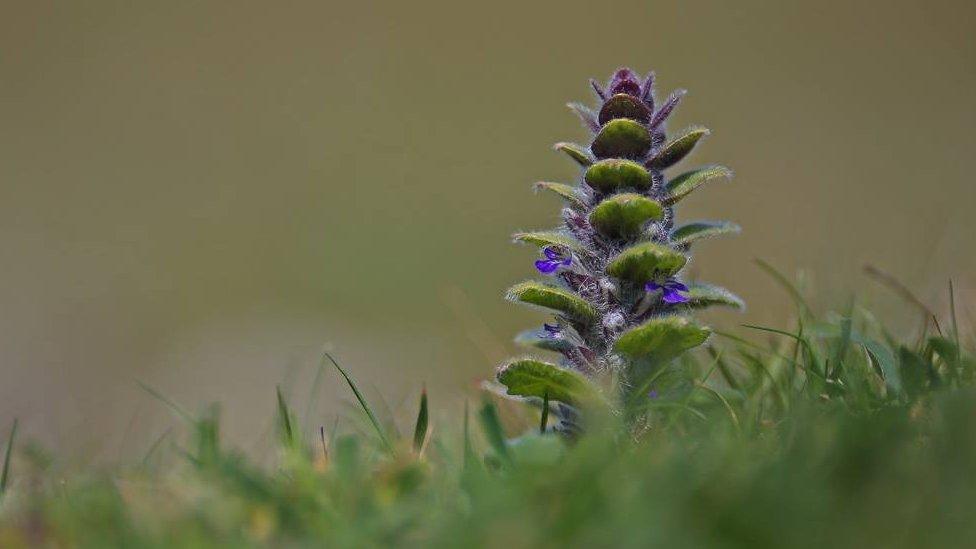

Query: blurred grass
<box><xmin>0</xmin><ymin>288</ymin><xmax>973</xmax><ymax>547</ymax></box>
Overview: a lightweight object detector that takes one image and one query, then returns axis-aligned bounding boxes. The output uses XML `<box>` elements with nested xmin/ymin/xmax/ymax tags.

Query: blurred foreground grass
<box><xmin>0</xmin><ymin>281</ymin><xmax>974</xmax><ymax>548</ymax></box>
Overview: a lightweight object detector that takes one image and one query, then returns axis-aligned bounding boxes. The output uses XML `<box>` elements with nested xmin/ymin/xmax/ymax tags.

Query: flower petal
<box><xmin>662</xmin><ymin>288</ymin><xmax>690</xmax><ymax>304</ymax></box>
<box><xmin>534</xmin><ymin>259</ymin><xmax>559</xmax><ymax>274</ymax></box>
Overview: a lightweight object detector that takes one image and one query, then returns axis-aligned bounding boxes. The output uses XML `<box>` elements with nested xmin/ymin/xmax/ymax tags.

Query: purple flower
<box><xmin>542</xmin><ymin>323</ymin><xmax>561</xmax><ymax>338</ymax></box>
<box><xmin>645</xmin><ymin>278</ymin><xmax>689</xmax><ymax>304</ymax></box>
<box><xmin>607</xmin><ymin>68</ymin><xmax>642</xmax><ymax>97</ymax></box>
<box><xmin>648</xmin><ymin>389</ymin><xmax>659</xmax><ymax>400</ymax></box>
<box><xmin>534</xmin><ymin>247</ymin><xmax>571</xmax><ymax>275</ymax></box>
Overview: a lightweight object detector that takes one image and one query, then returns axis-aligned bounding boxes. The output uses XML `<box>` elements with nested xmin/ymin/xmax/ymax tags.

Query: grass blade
<box><xmin>324</xmin><ymin>352</ymin><xmax>394</xmax><ymax>455</ymax></box>
<box><xmin>540</xmin><ymin>391</ymin><xmax>550</xmax><ymax>434</ymax></box>
<box><xmin>950</xmin><ymin>280</ymin><xmax>961</xmax><ymax>367</ymax></box>
<box><xmin>755</xmin><ymin>258</ymin><xmax>811</xmax><ymax>316</ymax></box>
<box><xmin>276</xmin><ymin>385</ymin><xmax>295</xmax><ymax>447</ymax></box>
<box><xmin>137</xmin><ymin>381</ymin><xmax>193</xmax><ymax>423</ymax></box>
<box><xmin>412</xmin><ymin>386</ymin><xmax>429</xmax><ymax>453</ymax></box>
<box><xmin>479</xmin><ymin>399</ymin><xmax>511</xmax><ymax>463</ymax></box>
<box><xmin>1</xmin><ymin>418</ymin><xmax>18</xmax><ymax>496</ymax></box>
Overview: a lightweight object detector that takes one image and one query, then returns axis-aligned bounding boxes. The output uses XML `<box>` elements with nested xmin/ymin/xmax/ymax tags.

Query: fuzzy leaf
<box><xmin>515</xmin><ymin>329</ymin><xmax>575</xmax><ymax>353</ymax></box>
<box><xmin>598</xmin><ymin>93</ymin><xmax>652</xmax><ymax>125</ymax></box>
<box><xmin>506</xmin><ymin>281</ymin><xmax>598</xmax><ymax>323</ymax></box>
<box><xmin>591</xmin><ymin>119</ymin><xmax>652</xmax><ymax>160</ymax></box>
<box><xmin>680</xmin><ymin>284</ymin><xmax>745</xmax><ymax>310</ymax></box>
<box><xmin>513</xmin><ymin>231</ymin><xmax>583</xmax><ymax>253</ymax></box>
<box><xmin>588</xmin><ymin>194</ymin><xmax>663</xmax><ymax>240</ymax></box>
<box><xmin>663</xmin><ymin>165</ymin><xmax>732</xmax><ymax>205</ymax></box>
<box><xmin>533</xmin><ymin>181</ymin><xmax>586</xmax><ymax>207</ymax></box>
<box><xmin>497</xmin><ymin>358</ymin><xmax>600</xmax><ymax>405</ymax></box>
<box><xmin>614</xmin><ymin>316</ymin><xmax>711</xmax><ymax>364</ymax></box>
<box><xmin>584</xmin><ymin>159</ymin><xmax>652</xmax><ymax>193</ymax></box>
<box><xmin>671</xmin><ymin>221</ymin><xmax>741</xmax><ymax>246</ymax></box>
<box><xmin>646</xmin><ymin>127</ymin><xmax>710</xmax><ymax>169</ymax></box>
<box><xmin>607</xmin><ymin>242</ymin><xmax>687</xmax><ymax>283</ymax></box>
<box><xmin>649</xmin><ymin>89</ymin><xmax>686</xmax><ymax>128</ymax></box>
<box><xmin>554</xmin><ymin>142</ymin><xmax>594</xmax><ymax>167</ymax></box>
<box><xmin>567</xmin><ymin>102</ymin><xmax>599</xmax><ymax>132</ymax></box>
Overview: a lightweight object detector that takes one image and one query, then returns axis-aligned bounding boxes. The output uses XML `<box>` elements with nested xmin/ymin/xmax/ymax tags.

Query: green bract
<box><xmin>584</xmin><ymin>159</ymin><xmax>652</xmax><ymax>193</ymax></box>
<box><xmin>506</xmin><ymin>281</ymin><xmax>598</xmax><ymax>324</ymax></box>
<box><xmin>591</xmin><ymin>119</ymin><xmax>652</xmax><ymax>159</ymax></box>
<box><xmin>647</xmin><ymin>126</ymin><xmax>710</xmax><ymax>169</ymax></box>
<box><xmin>589</xmin><ymin>194</ymin><xmax>663</xmax><ymax>240</ymax></box>
<box><xmin>671</xmin><ymin>220</ymin><xmax>741</xmax><ymax>246</ymax></box>
<box><xmin>614</xmin><ymin>316</ymin><xmax>712</xmax><ymax>364</ymax></box>
<box><xmin>607</xmin><ymin>242</ymin><xmax>687</xmax><ymax>283</ymax></box>
<box><xmin>497</xmin><ymin>359</ymin><xmax>602</xmax><ymax>405</ymax></box>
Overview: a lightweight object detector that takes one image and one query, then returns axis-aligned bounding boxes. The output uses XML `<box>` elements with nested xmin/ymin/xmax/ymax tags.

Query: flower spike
<box><xmin>496</xmin><ymin>68</ymin><xmax>741</xmax><ymax>434</ymax></box>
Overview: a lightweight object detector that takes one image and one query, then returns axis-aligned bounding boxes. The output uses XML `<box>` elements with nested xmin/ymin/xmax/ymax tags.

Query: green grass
<box><xmin>0</xmin><ymin>288</ymin><xmax>974</xmax><ymax>548</ymax></box>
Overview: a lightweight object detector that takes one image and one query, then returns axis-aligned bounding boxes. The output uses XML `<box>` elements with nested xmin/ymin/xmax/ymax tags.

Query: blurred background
<box><xmin>1</xmin><ymin>0</ymin><xmax>973</xmax><ymax>458</ymax></box>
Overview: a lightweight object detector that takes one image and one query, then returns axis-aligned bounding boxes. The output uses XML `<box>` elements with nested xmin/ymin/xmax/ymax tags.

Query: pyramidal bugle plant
<box><xmin>495</xmin><ymin>68</ymin><xmax>744</xmax><ymax>434</ymax></box>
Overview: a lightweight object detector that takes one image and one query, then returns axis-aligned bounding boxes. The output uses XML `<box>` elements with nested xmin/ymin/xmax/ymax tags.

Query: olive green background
<box><xmin>1</xmin><ymin>0</ymin><xmax>973</xmax><ymax>456</ymax></box>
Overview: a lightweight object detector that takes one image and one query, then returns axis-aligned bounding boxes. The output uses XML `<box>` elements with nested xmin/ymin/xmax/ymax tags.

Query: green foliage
<box><xmin>0</xmin><ymin>418</ymin><xmax>16</xmax><ymax>496</ymax></box>
<box><xmin>553</xmin><ymin>142</ymin><xmax>594</xmax><ymax>166</ymax></box>
<box><xmin>506</xmin><ymin>281</ymin><xmax>598</xmax><ymax>323</ymax></box>
<box><xmin>588</xmin><ymin>193</ymin><xmax>663</xmax><ymax>239</ymax></box>
<box><xmin>647</xmin><ymin>126</ymin><xmax>710</xmax><ymax>169</ymax></box>
<box><xmin>514</xmin><ymin>329</ymin><xmax>575</xmax><ymax>353</ymax></box>
<box><xmin>512</xmin><ymin>231</ymin><xmax>583</xmax><ymax>253</ymax></box>
<box><xmin>412</xmin><ymin>388</ymin><xmax>429</xmax><ymax>453</ymax></box>
<box><xmin>497</xmin><ymin>359</ymin><xmax>602</xmax><ymax>405</ymax></box>
<box><xmin>0</xmin><ymin>301</ymin><xmax>973</xmax><ymax>547</ymax></box>
<box><xmin>607</xmin><ymin>242</ymin><xmax>687</xmax><ymax>283</ymax></box>
<box><xmin>583</xmin><ymin>158</ymin><xmax>652</xmax><ymax>193</ymax></box>
<box><xmin>671</xmin><ymin>220</ymin><xmax>741</xmax><ymax>246</ymax></box>
<box><xmin>663</xmin><ymin>165</ymin><xmax>733</xmax><ymax>205</ymax></box>
<box><xmin>614</xmin><ymin>316</ymin><xmax>711</xmax><ymax>365</ymax></box>
<box><xmin>680</xmin><ymin>283</ymin><xmax>746</xmax><ymax>310</ymax></box>
<box><xmin>591</xmin><ymin>118</ymin><xmax>652</xmax><ymax>159</ymax></box>
<box><xmin>533</xmin><ymin>181</ymin><xmax>586</xmax><ymax>207</ymax></box>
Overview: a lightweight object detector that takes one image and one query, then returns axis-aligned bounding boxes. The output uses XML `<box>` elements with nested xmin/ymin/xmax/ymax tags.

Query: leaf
<box><xmin>588</xmin><ymin>194</ymin><xmax>663</xmax><ymax>240</ymax></box>
<box><xmin>533</xmin><ymin>181</ymin><xmax>585</xmax><ymax>207</ymax></box>
<box><xmin>598</xmin><ymin>93</ymin><xmax>652</xmax><ymax>125</ymax></box>
<box><xmin>553</xmin><ymin>142</ymin><xmax>594</xmax><ymax>167</ymax></box>
<box><xmin>862</xmin><ymin>339</ymin><xmax>901</xmax><ymax>394</ymax></box>
<box><xmin>512</xmin><ymin>231</ymin><xmax>583</xmax><ymax>253</ymax></box>
<box><xmin>649</xmin><ymin>89</ymin><xmax>686</xmax><ymax>128</ymax></box>
<box><xmin>671</xmin><ymin>220</ymin><xmax>741</xmax><ymax>246</ymax></box>
<box><xmin>507</xmin><ymin>433</ymin><xmax>565</xmax><ymax>468</ymax></box>
<box><xmin>607</xmin><ymin>242</ymin><xmax>687</xmax><ymax>284</ymax></box>
<box><xmin>478</xmin><ymin>399</ymin><xmax>511</xmax><ymax>463</ymax></box>
<box><xmin>663</xmin><ymin>165</ymin><xmax>732</xmax><ymax>205</ymax></box>
<box><xmin>590</xmin><ymin>119</ymin><xmax>652</xmax><ymax>160</ymax></box>
<box><xmin>647</xmin><ymin>126</ymin><xmax>710</xmax><ymax>169</ymax></box>
<box><xmin>614</xmin><ymin>316</ymin><xmax>711</xmax><ymax>365</ymax></box>
<box><xmin>540</xmin><ymin>392</ymin><xmax>550</xmax><ymax>433</ymax></box>
<box><xmin>514</xmin><ymin>329</ymin><xmax>575</xmax><ymax>353</ymax></box>
<box><xmin>1</xmin><ymin>419</ymin><xmax>17</xmax><ymax>496</ymax></box>
<box><xmin>680</xmin><ymin>283</ymin><xmax>745</xmax><ymax>310</ymax></box>
<box><xmin>898</xmin><ymin>346</ymin><xmax>935</xmax><ymax>398</ymax></box>
<box><xmin>412</xmin><ymin>387</ymin><xmax>429</xmax><ymax>453</ymax></box>
<box><xmin>324</xmin><ymin>352</ymin><xmax>395</xmax><ymax>455</ymax></box>
<box><xmin>567</xmin><ymin>102</ymin><xmax>599</xmax><ymax>132</ymax></box>
<box><xmin>275</xmin><ymin>386</ymin><xmax>297</xmax><ymax>448</ymax></box>
<box><xmin>506</xmin><ymin>281</ymin><xmax>598</xmax><ymax>323</ymax></box>
<box><xmin>497</xmin><ymin>358</ymin><xmax>600</xmax><ymax>405</ymax></box>
<box><xmin>584</xmin><ymin>159</ymin><xmax>652</xmax><ymax>193</ymax></box>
